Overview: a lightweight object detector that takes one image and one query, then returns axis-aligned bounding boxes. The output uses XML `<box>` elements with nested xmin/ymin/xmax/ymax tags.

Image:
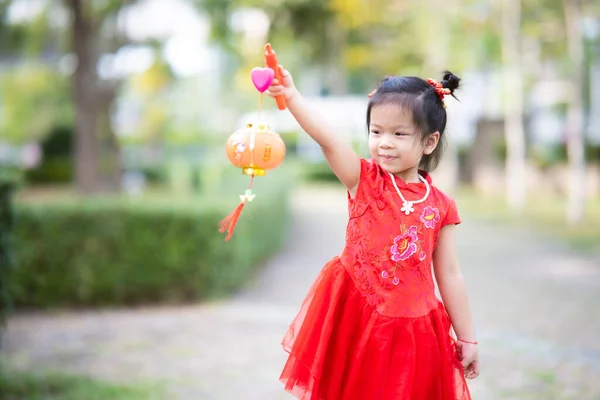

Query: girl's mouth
<box><xmin>379</xmin><ymin>154</ymin><xmax>397</xmax><ymax>162</ymax></box>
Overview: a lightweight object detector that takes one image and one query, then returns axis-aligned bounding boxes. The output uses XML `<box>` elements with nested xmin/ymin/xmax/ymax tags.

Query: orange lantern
<box><xmin>225</xmin><ymin>123</ymin><xmax>286</xmax><ymax>176</ymax></box>
<box><xmin>218</xmin><ymin>124</ymin><xmax>286</xmax><ymax>241</ymax></box>
<box><xmin>219</xmin><ymin>44</ymin><xmax>288</xmax><ymax>241</ymax></box>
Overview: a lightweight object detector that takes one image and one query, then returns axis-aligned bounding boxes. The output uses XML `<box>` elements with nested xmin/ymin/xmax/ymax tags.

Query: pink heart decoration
<box><xmin>250</xmin><ymin>67</ymin><xmax>275</xmax><ymax>93</ymax></box>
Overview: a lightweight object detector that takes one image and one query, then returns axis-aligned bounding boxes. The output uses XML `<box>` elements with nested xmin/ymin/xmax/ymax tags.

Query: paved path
<box><xmin>3</xmin><ymin>186</ymin><xmax>600</xmax><ymax>399</ymax></box>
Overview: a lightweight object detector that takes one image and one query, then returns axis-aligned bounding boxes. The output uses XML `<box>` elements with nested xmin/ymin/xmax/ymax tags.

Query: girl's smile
<box><xmin>378</xmin><ymin>154</ymin><xmax>398</xmax><ymax>163</ymax></box>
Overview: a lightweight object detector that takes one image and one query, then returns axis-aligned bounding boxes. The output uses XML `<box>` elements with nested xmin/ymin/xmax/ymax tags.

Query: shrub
<box><xmin>9</xmin><ymin>175</ymin><xmax>291</xmax><ymax>309</ymax></box>
<box><xmin>25</xmin><ymin>157</ymin><xmax>72</xmax><ymax>183</ymax></box>
<box><xmin>25</xmin><ymin>125</ymin><xmax>73</xmax><ymax>184</ymax></box>
<box><xmin>0</xmin><ymin>172</ymin><xmax>17</xmax><ymax>341</ymax></box>
<box><xmin>278</xmin><ymin>131</ymin><xmax>299</xmax><ymax>155</ymax></box>
<box><xmin>302</xmin><ymin>162</ymin><xmax>340</xmax><ymax>183</ymax></box>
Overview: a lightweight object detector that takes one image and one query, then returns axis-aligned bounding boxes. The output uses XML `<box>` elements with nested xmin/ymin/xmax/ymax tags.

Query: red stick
<box><xmin>264</xmin><ymin>43</ymin><xmax>287</xmax><ymax>110</ymax></box>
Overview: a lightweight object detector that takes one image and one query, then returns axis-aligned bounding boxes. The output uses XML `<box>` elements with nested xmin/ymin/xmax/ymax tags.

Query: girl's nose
<box><xmin>379</xmin><ymin>137</ymin><xmax>393</xmax><ymax>149</ymax></box>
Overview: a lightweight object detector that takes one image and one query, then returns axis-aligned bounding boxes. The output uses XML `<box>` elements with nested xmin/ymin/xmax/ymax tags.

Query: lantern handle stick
<box><xmin>264</xmin><ymin>43</ymin><xmax>286</xmax><ymax>110</ymax></box>
<box><xmin>256</xmin><ymin>92</ymin><xmax>263</xmax><ymax>128</ymax></box>
<box><xmin>250</xmin><ymin>126</ymin><xmax>256</xmax><ymax>151</ymax></box>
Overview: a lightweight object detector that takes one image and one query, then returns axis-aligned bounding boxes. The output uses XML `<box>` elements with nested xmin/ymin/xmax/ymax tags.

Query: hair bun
<box><xmin>441</xmin><ymin>71</ymin><xmax>460</xmax><ymax>94</ymax></box>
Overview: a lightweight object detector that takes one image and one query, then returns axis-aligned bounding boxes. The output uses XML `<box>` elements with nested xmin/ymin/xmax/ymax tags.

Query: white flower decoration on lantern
<box><xmin>239</xmin><ymin>189</ymin><xmax>256</xmax><ymax>203</ymax></box>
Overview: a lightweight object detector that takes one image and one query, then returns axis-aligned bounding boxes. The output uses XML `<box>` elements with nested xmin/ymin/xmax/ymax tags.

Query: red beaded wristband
<box><xmin>458</xmin><ymin>339</ymin><xmax>478</xmax><ymax>345</ymax></box>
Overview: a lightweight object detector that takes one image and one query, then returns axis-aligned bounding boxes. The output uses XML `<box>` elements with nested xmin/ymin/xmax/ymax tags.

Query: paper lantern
<box><xmin>225</xmin><ymin>123</ymin><xmax>286</xmax><ymax>176</ymax></box>
<box><xmin>219</xmin><ymin>43</ymin><xmax>287</xmax><ymax>241</ymax></box>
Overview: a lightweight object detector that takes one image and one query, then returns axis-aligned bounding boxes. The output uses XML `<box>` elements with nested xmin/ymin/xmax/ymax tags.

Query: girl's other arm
<box><xmin>267</xmin><ymin>66</ymin><xmax>361</xmax><ymax>194</ymax></box>
<box><xmin>432</xmin><ymin>224</ymin><xmax>480</xmax><ymax>379</ymax></box>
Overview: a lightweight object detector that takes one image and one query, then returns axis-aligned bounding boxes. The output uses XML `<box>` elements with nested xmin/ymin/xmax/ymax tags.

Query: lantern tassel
<box><xmin>218</xmin><ymin>201</ymin><xmax>246</xmax><ymax>241</ymax></box>
<box><xmin>219</xmin><ymin>175</ymin><xmax>256</xmax><ymax>241</ymax></box>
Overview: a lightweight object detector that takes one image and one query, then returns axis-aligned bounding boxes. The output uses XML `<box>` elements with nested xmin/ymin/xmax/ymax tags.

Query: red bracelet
<box><xmin>458</xmin><ymin>338</ymin><xmax>478</xmax><ymax>345</ymax></box>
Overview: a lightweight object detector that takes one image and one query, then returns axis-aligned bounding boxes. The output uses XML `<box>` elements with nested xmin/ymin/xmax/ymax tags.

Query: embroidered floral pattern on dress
<box><xmin>391</xmin><ymin>226</ymin><xmax>419</xmax><ymax>261</ymax></box>
<box><xmin>352</xmin><ymin>251</ymin><xmax>389</xmax><ymax>306</ymax></box>
<box><xmin>420</xmin><ymin>206</ymin><xmax>440</xmax><ymax>229</ymax></box>
<box><xmin>382</xmin><ymin>224</ymin><xmax>425</xmax><ymax>286</ymax></box>
<box><xmin>345</xmin><ymin>159</ymin><xmax>462</xmax><ymax>296</ymax></box>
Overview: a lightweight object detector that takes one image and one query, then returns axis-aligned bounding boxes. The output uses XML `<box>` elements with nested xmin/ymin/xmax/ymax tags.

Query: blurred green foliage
<box><xmin>0</xmin><ymin>170</ymin><xmax>17</xmax><ymax>339</ymax></box>
<box><xmin>0</xmin><ymin>367</ymin><xmax>163</xmax><ymax>400</ymax></box>
<box><xmin>0</xmin><ymin>66</ymin><xmax>72</xmax><ymax>144</ymax></box>
<box><xmin>278</xmin><ymin>131</ymin><xmax>299</xmax><ymax>155</ymax></box>
<box><xmin>25</xmin><ymin>125</ymin><xmax>73</xmax><ymax>184</ymax></box>
<box><xmin>8</xmin><ymin>171</ymin><xmax>292</xmax><ymax>308</ymax></box>
<box><xmin>302</xmin><ymin>162</ymin><xmax>340</xmax><ymax>183</ymax></box>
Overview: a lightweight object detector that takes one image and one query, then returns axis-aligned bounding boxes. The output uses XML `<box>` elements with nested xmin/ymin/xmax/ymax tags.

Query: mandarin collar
<box><xmin>389</xmin><ymin>169</ymin><xmax>432</xmax><ymax>190</ymax></box>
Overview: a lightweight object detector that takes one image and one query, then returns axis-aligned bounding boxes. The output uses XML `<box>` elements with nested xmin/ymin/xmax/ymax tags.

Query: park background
<box><xmin>0</xmin><ymin>0</ymin><xmax>599</xmax><ymax>399</ymax></box>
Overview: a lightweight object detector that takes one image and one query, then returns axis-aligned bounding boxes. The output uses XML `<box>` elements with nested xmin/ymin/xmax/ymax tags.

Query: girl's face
<box><xmin>368</xmin><ymin>104</ymin><xmax>438</xmax><ymax>179</ymax></box>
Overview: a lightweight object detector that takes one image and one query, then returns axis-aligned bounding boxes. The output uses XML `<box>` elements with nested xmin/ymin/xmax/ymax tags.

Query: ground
<box><xmin>3</xmin><ymin>186</ymin><xmax>600</xmax><ymax>399</ymax></box>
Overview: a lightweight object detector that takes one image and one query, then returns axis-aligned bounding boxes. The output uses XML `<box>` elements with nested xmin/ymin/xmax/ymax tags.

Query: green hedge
<box><xmin>25</xmin><ymin>125</ymin><xmax>73</xmax><ymax>184</ymax></box>
<box><xmin>302</xmin><ymin>162</ymin><xmax>340</xmax><ymax>183</ymax></box>
<box><xmin>25</xmin><ymin>157</ymin><xmax>73</xmax><ymax>183</ymax></box>
<box><xmin>1</xmin><ymin>173</ymin><xmax>17</xmax><ymax>341</ymax></box>
<box><xmin>9</xmin><ymin>179</ymin><xmax>290</xmax><ymax>309</ymax></box>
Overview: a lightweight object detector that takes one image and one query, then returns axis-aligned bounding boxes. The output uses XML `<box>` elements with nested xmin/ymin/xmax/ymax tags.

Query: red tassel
<box><xmin>220</xmin><ymin>175</ymin><xmax>255</xmax><ymax>241</ymax></box>
<box><xmin>219</xmin><ymin>201</ymin><xmax>246</xmax><ymax>241</ymax></box>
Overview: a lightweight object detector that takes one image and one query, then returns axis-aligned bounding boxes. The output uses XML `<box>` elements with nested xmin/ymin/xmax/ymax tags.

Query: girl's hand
<box><xmin>457</xmin><ymin>341</ymin><xmax>480</xmax><ymax>379</ymax></box>
<box><xmin>265</xmin><ymin>64</ymin><xmax>299</xmax><ymax>103</ymax></box>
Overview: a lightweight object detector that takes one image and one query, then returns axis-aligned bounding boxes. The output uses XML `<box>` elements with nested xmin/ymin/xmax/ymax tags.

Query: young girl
<box><xmin>266</xmin><ymin>66</ymin><xmax>479</xmax><ymax>400</ymax></box>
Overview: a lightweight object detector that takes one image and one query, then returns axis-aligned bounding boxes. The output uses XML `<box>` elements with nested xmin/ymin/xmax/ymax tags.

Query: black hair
<box><xmin>366</xmin><ymin>71</ymin><xmax>461</xmax><ymax>171</ymax></box>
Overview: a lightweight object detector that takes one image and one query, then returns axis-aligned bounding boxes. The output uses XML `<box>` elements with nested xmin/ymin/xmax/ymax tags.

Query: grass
<box><xmin>455</xmin><ymin>187</ymin><xmax>600</xmax><ymax>253</ymax></box>
<box><xmin>0</xmin><ymin>367</ymin><xmax>164</xmax><ymax>400</ymax></box>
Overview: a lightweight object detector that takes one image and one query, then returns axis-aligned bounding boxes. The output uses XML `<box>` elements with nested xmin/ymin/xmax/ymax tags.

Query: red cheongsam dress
<box><xmin>280</xmin><ymin>158</ymin><xmax>472</xmax><ymax>400</ymax></box>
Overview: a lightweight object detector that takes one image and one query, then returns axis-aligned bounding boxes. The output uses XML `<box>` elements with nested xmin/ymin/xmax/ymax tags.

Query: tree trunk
<box><xmin>70</xmin><ymin>0</ymin><xmax>99</xmax><ymax>192</ymax></box>
<box><xmin>501</xmin><ymin>0</ymin><xmax>527</xmax><ymax>210</ymax></box>
<box><xmin>563</xmin><ymin>0</ymin><xmax>586</xmax><ymax>225</ymax></box>
<box><xmin>69</xmin><ymin>0</ymin><xmax>120</xmax><ymax>193</ymax></box>
<box><xmin>97</xmin><ymin>85</ymin><xmax>122</xmax><ymax>191</ymax></box>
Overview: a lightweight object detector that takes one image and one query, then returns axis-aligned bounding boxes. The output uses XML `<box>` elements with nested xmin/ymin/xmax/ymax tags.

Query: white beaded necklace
<box><xmin>388</xmin><ymin>172</ymin><xmax>430</xmax><ymax>215</ymax></box>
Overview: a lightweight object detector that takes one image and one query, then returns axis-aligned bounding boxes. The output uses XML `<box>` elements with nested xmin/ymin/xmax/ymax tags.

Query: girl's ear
<box><xmin>423</xmin><ymin>132</ymin><xmax>440</xmax><ymax>155</ymax></box>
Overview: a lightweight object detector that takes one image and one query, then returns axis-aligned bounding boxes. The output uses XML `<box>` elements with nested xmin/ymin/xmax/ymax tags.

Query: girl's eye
<box><xmin>395</xmin><ymin>132</ymin><xmax>408</xmax><ymax>136</ymax></box>
<box><xmin>370</xmin><ymin>130</ymin><xmax>380</xmax><ymax>135</ymax></box>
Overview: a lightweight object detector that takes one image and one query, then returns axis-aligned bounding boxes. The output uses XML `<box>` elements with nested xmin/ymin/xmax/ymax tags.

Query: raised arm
<box><xmin>267</xmin><ymin>66</ymin><xmax>361</xmax><ymax>194</ymax></box>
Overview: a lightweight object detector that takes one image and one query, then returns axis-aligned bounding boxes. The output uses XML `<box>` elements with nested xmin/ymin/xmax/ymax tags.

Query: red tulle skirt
<box><xmin>280</xmin><ymin>258</ymin><xmax>471</xmax><ymax>400</ymax></box>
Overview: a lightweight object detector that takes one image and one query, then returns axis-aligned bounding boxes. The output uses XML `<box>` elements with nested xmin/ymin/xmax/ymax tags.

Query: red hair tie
<box><xmin>426</xmin><ymin>78</ymin><xmax>451</xmax><ymax>100</ymax></box>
